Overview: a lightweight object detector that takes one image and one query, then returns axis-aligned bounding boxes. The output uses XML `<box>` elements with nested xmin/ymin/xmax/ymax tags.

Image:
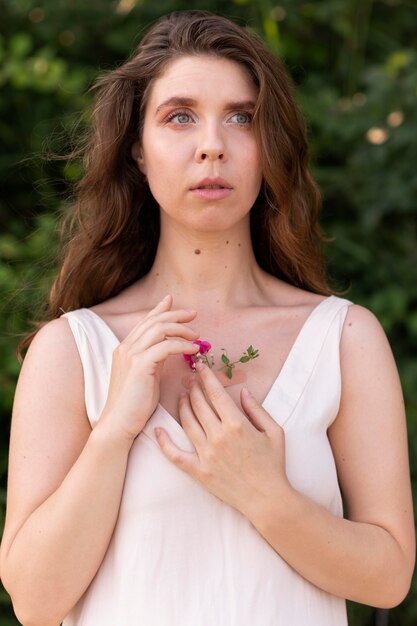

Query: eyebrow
<box><xmin>155</xmin><ymin>96</ymin><xmax>256</xmax><ymax>114</ymax></box>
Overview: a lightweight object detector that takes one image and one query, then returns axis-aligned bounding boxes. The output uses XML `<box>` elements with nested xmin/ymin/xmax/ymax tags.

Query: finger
<box><xmin>154</xmin><ymin>427</ymin><xmax>198</xmax><ymax>475</ymax></box>
<box><xmin>149</xmin><ymin>294</ymin><xmax>172</xmax><ymax>314</ymax></box>
<box><xmin>130</xmin><ymin>322</ymin><xmax>199</xmax><ymax>353</ymax></box>
<box><xmin>188</xmin><ymin>379</ymin><xmax>222</xmax><ymax>437</ymax></box>
<box><xmin>181</xmin><ymin>370</ymin><xmax>245</xmax><ymax>390</ymax></box>
<box><xmin>194</xmin><ymin>363</ymin><xmax>240</xmax><ymax>424</ymax></box>
<box><xmin>144</xmin><ymin>338</ymin><xmax>200</xmax><ymax>368</ymax></box>
<box><xmin>178</xmin><ymin>392</ymin><xmax>207</xmax><ymax>447</ymax></box>
<box><xmin>240</xmin><ymin>387</ymin><xmax>281</xmax><ymax>434</ymax></box>
<box><xmin>181</xmin><ymin>373</ymin><xmax>197</xmax><ymax>390</ymax></box>
<box><xmin>126</xmin><ymin>309</ymin><xmax>198</xmax><ymax>344</ymax></box>
<box><xmin>122</xmin><ymin>295</ymin><xmax>172</xmax><ymax>342</ymax></box>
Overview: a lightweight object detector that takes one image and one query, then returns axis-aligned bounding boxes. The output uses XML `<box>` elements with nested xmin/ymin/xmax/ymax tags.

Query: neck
<box><xmin>139</xmin><ymin>214</ymin><xmax>267</xmax><ymax>313</ymax></box>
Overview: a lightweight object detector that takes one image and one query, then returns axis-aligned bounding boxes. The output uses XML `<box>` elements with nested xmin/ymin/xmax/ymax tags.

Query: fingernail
<box><xmin>155</xmin><ymin>427</ymin><xmax>162</xmax><ymax>437</ymax></box>
<box><xmin>162</xmin><ymin>295</ymin><xmax>170</xmax><ymax>302</ymax></box>
<box><xmin>242</xmin><ymin>387</ymin><xmax>252</xmax><ymax>398</ymax></box>
<box><xmin>195</xmin><ymin>361</ymin><xmax>205</xmax><ymax>372</ymax></box>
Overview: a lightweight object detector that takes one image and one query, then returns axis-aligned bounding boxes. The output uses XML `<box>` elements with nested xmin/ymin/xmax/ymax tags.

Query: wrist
<box><xmin>90</xmin><ymin>416</ymin><xmax>135</xmax><ymax>455</ymax></box>
<box><xmin>246</xmin><ymin>480</ymin><xmax>299</xmax><ymax>534</ymax></box>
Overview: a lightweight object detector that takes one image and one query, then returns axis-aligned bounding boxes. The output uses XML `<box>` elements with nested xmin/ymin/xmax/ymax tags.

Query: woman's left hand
<box><xmin>154</xmin><ymin>362</ymin><xmax>290</xmax><ymax>516</ymax></box>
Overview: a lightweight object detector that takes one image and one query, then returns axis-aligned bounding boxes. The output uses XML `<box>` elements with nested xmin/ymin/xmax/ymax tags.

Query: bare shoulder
<box><xmin>340</xmin><ymin>303</ymin><xmax>395</xmax><ymax>365</ymax></box>
<box><xmin>20</xmin><ymin>316</ymin><xmax>86</xmax><ymax>396</ymax></box>
<box><xmin>18</xmin><ymin>314</ymin><xmax>88</xmax><ymax>421</ymax></box>
<box><xmin>14</xmin><ymin>315</ymin><xmax>89</xmax><ymax>448</ymax></box>
<box><xmin>332</xmin><ymin>301</ymin><xmax>404</xmax><ymax>434</ymax></box>
<box><xmin>28</xmin><ymin>315</ymin><xmax>82</xmax><ymax>355</ymax></box>
<box><xmin>342</xmin><ymin>302</ymin><xmax>386</xmax><ymax>334</ymax></box>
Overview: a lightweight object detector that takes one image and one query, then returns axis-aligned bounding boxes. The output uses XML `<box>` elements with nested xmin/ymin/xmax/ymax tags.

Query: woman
<box><xmin>0</xmin><ymin>10</ymin><xmax>414</xmax><ymax>626</ymax></box>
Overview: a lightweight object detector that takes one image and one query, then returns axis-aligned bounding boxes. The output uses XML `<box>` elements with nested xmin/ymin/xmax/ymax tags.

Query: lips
<box><xmin>190</xmin><ymin>177</ymin><xmax>232</xmax><ymax>190</ymax></box>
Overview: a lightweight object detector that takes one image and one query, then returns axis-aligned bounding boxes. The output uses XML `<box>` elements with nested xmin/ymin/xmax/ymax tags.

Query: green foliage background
<box><xmin>0</xmin><ymin>0</ymin><xmax>416</xmax><ymax>624</ymax></box>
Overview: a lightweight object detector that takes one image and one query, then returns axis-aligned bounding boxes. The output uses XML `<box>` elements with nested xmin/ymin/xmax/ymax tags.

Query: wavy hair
<box><xmin>18</xmin><ymin>9</ymin><xmax>331</xmax><ymax>358</ymax></box>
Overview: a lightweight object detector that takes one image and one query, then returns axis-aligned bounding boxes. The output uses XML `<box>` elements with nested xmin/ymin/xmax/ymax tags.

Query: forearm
<box><xmin>247</xmin><ymin>486</ymin><xmax>412</xmax><ymax>608</ymax></box>
<box><xmin>2</xmin><ymin>421</ymin><xmax>132</xmax><ymax>626</ymax></box>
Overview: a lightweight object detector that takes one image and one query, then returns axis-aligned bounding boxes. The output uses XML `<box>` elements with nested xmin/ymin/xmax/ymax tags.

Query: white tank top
<box><xmin>61</xmin><ymin>295</ymin><xmax>350</xmax><ymax>626</ymax></box>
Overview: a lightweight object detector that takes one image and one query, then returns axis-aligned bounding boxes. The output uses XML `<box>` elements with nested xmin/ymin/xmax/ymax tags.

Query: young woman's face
<box><xmin>135</xmin><ymin>55</ymin><xmax>263</xmax><ymax>232</ymax></box>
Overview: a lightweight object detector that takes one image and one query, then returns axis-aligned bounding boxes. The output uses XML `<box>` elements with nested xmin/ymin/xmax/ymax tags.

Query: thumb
<box><xmin>240</xmin><ymin>387</ymin><xmax>279</xmax><ymax>433</ymax></box>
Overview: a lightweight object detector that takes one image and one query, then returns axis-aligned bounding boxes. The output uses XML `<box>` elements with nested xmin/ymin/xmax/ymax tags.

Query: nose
<box><xmin>195</xmin><ymin>121</ymin><xmax>226</xmax><ymax>162</ymax></box>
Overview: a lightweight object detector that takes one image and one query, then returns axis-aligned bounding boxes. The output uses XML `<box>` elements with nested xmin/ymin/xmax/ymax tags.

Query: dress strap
<box><xmin>263</xmin><ymin>296</ymin><xmax>352</xmax><ymax>428</ymax></box>
<box><xmin>61</xmin><ymin>309</ymin><xmax>118</xmax><ymax>426</ymax></box>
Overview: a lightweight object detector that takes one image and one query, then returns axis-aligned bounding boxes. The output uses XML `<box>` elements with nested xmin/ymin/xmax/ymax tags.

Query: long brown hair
<box><xmin>18</xmin><ymin>9</ymin><xmax>331</xmax><ymax>358</ymax></box>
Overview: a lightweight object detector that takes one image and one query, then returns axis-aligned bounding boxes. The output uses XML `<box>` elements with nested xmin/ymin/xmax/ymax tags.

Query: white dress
<box><xmin>61</xmin><ymin>295</ymin><xmax>350</xmax><ymax>626</ymax></box>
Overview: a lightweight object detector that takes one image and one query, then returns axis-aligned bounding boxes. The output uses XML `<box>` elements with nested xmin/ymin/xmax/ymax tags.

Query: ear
<box><xmin>131</xmin><ymin>141</ymin><xmax>146</xmax><ymax>175</ymax></box>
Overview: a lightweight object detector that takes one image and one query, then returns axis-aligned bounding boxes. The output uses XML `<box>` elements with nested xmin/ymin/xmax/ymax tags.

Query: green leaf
<box><xmin>239</xmin><ymin>356</ymin><xmax>250</xmax><ymax>363</ymax></box>
<box><xmin>10</xmin><ymin>33</ymin><xmax>33</xmax><ymax>59</ymax></box>
<box><xmin>226</xmin><ymin>367</ymin><xmax>233</xmax><ymax>379</ymax></box>
<box><xmin>221</xmin><ymin>353</ymin><xmax>230</xmax><ymax>365</ymax></box>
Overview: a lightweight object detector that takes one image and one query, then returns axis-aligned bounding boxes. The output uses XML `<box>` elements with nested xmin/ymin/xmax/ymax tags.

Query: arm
<box><xmin>155</xmin><ymin>305</ymin><xmax>415</xmax><ymax>608</ymax></box>
<box><xmin>0</xmin><ymin>296</ymin><xmax>199</xmax><ymax>626</ymax></box>
<box><xmin>0</xmin><ymin>319</ymin><xmax>133</xmax><ymax>626</ymax></box>
<box><xmin>247</xmin><ymin>305</ymin><xmax>415</xmax><ymax>607</ymax></box>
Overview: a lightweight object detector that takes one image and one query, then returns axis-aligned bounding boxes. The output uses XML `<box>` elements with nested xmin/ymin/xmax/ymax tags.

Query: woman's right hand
<box><xmin>98</xmin><ymin>294</ymin><xmax>199</xmax><ymax>443</ymax></box>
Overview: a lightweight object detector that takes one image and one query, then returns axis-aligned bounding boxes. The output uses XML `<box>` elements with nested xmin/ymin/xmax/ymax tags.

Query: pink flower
<box><xmin>194</xmin><ymin>340</ymin><xmax>211</xmax><ymax>353</ymax></box>
<box><xmin>182</xmin><ymin>340</ymin><xmax>259</xmax><ymax>379</ymax></box>
<box><xmin>183</xmin><ymin>340</ymin><xmax>212</xmax><ymax>370</ymax></box>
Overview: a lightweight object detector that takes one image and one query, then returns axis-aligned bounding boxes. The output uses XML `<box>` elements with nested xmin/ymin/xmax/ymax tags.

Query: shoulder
<box><xmin>20</xmin><ymin>317</ymin><xmax>84</xmax><ymax>393</ymax></box>
<box><xmin>343</xmin><ymin>302</ymin><xmax>384</xmax><ymax>331</ymax></box>
<box><xmin>340</xmin><ymin>303</ymin><xmax>392</xmax><ymax>361</ymax></box>
<box><xmin>27</xmin><ymin>316</ymin><xmax>81</xmax><ymax>362</ymax></box>
<box><xmin>336</xmin><ymin>303</ymin><xmax>402</xmax><ymax>404</ymax></box>
<box><xmin>31</xmin><ymin>315</ymin><xmax>78</xmax><ymax>344</ymax></box>
<box><xmin>12</xmin><ymin>319</ymin><xmax>88</xmax><ymax>465</ymax></box>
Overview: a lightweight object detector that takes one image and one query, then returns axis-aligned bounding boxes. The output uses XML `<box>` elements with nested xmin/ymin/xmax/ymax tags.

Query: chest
<box><xmin>158</xmin><ymin>310</ymin><xmax>306</xmax><ymax>423</ymax></box>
